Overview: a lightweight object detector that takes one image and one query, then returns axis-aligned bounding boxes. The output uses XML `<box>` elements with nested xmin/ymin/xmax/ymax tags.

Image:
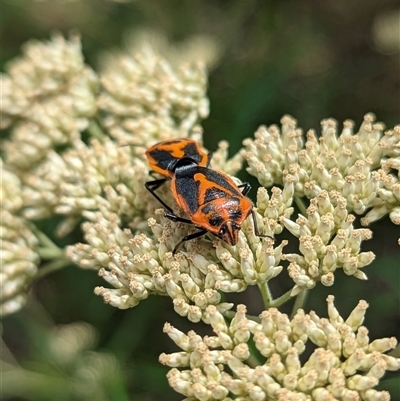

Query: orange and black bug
<box><xmin>144</xmin><ymin>138</ymin><xmax>212</xmax><ymax>211</ymax></box>
<box><xmin>164</xmin><ymin>163</ymin><xmax>267</xmax><ymax>253</ymax></box>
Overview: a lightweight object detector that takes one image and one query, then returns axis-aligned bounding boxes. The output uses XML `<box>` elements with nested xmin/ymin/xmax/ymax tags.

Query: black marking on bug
<box><xmin>174</xmin><ymin>163</ymin><xmax>201</xmax><ymax>214</ymax></box>
<box><xmin>198</xmin><ymin>168</ymin><xmax>243</xmax><ymax>196</ymax></box>
<box><xmin>149</xmin><ymin>148</ymin><xmax>180</xmax><ymax>172</ymax></box>
<box><xmin>204</xmin><ymin>187</ymin><xmax>227</xmax><ymax>203</ymax></box>
<box><xmin>182</xmin><ymin>142</ymin><xmax>203</xmax><ymax>162</ymax></box>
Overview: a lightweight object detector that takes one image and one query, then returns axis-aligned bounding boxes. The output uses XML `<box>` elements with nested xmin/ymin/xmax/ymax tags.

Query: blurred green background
<box><xmin>2</xmin><ymin>1</ymin><xmax>399</xmax><ymax>400</ymax></box>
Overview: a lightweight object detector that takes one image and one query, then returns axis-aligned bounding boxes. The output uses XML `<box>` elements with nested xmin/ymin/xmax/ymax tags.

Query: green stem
<box><xmin>269</xmin><ymin>288</ymin><xmax>293</xmax><ymax>308</ymax></box>
<box><xmin>37</xmin><ymin>246</ymin><xmax>65</xmax><ymax>260</ymax></box>
<box><xmin>294</xmin><ymin>195</ymin><xmax>307</xmax><ymax>216</ymax></box>
<box><xmin>290</xmin><ymin>289</ymin><xmax>309</xmax><ymax>318</ymax></box>
<box><xmin>35</xmin><ymin>259</ymin><xmax>71</xmax><ymax>280</ymax></box>
<box><xmin>33</xmin><ymin>227</ymin><xmax>59</xmax><ymax>250</ymax></box>
<box><xmin>31</xmin><ymin>226</ymin><xmax>65</xmax><ymax>260</ymax></box>
<box><xmin>258</xmin><ymin>281</ymin><xmax>274</xmax><ymax>309</ymax></box>
<box><xmin>246</xmin><ymin>353</ymin><xmax>261</xmax><ymax>368</ymax></box>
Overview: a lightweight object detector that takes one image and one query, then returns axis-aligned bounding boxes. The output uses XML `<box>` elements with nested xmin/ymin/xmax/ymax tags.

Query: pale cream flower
<box><xmin>67</xmin><ymin>208</ymin><xmax>232</xmax><ymax>315</ymax></box>
<box><xmin>1</xmin><ymin>161</ymin><xmax>40</xmax><ymax>316</ymax></box>
<box><xmin>209</xmin><ymin>140</ymin><xmax>244</xmax><ymax>176</ymax></box>
<box><xmin>97</xmin><ymin>31</ymin><xmax>210</xmax><ymax>144</ymax></box>
<box><xmin>0</xmin><ymin>159</ymin><xmax>40</xmax><ymax>316</ymax></box>
<box><xmin>20</xmin><ymin>137</ymin><xmax>155</xmax><ymax>235</ymax></box>
<box><xmin>67</xmin><ymin>180</ymin><xmax>288</xmax><ymax>318</ymax></box>
<box><xmin>1</xmin><ymin>33</ymin><xmax>99</xmax><ymax>169</ymax></box>
<box><xmin>281</xmin><ymin>190</ymin><xmax>374</xmax><ymax>295</ymax></box>
<box><xmin>49</xmin><ymin>321</ymin><xmax>98</xmax><ymax>364</ymax></box>
<box><xmin>160</xmin><ymin>297</ymin><xmax>399</xmax><ymax>401</ymax></box>
<box><xmin>0</xmin><ymin>159</ymin><xmax>24</xmax><ymax>213</ymax></box>
<box><xmin>0</xmin><ymin>210</ymin><xmax>40</xmax><ymax>316</ymax></box>
<box><xmin>242</xmin><ymin>114</ymin><xmax>400</xmax><ymax>232</ymax></box>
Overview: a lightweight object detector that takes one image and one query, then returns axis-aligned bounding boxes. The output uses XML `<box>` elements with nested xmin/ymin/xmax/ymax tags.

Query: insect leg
<box><xmin>164</xmin><ymin>212</ymin><xmax>193</xmax><ymax>225</ymax></box>
<box><xmin>173</xmin><ymin>229</ymin><xmax>208</xmax><ymax>254</ymax></box>
<box><xmin>238</xmin><ymin>182</ymin><xmax>251</xmax><ymax>196</ymax></box>
<box><xmin>145</xmin><ymin>178</ymin><xmax>174</xmax><ymax>213</ymax></box>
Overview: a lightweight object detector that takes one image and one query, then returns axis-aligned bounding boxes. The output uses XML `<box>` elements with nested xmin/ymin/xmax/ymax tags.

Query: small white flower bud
<box><xmin>347</xmin><ymin>374</ymin><xmax>379</xmax><ymax>391</ymax></box>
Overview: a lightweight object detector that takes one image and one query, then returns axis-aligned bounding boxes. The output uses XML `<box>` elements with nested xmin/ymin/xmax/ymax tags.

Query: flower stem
<box><xmin>294</xmin><ymin>195</ymin><xmax>307</xmax><ymax>216</ymax></box>
<box><xmin>37</xmin><ymin>246</ymin><xmax>65</xmax><ymax>260</ymax></box>
<box><xmin>270</xmin><ymin>288</ymin><xmax>293</xmax><ymax>308</ymax></box>
<box><xmin>290</xmin><ymin>289</ymin><xmax>309</xmax><ymax>318</ymax></box>
<box><xmin>32</xmin><ymin>226</ymin><xmax>65</xmax><ymax>260</ymax></box>
<box><xmin>258</xmin><ymin>281</ymin><xmax>274</xmax><ymax>309</ymax></box>
<box><xmin>35</xmin><ymin>259</ymin><xmax>71</xmax><ymax>280</ymax></box>
<box><xmin>246</xmin><ymin>353</ymin><xmax>261</xmax><ymax>368</ymax></box>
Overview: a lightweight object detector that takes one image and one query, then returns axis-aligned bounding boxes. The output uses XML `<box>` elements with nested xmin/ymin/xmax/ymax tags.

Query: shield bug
<box><xmin>165</xmin><ymin>163</ymin><xmax>267</xmax><ymax>253</ymax></box>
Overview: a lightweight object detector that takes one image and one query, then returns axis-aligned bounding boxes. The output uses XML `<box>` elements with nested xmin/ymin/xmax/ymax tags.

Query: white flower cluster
<box><xmin>160</xmin><ymin>296</ymin><xmax>399</xmax><ymax>401</ymax></box>
<box><xmin>0</xmin><ymin>161</ymin><xmax>40</xmax><ymax>316</ymax></box>
<box><xmin>281</xmin><ymin>190</ymin><xmax>374</xmax><ymax>294</ymax></box>
<box><xmin>242</xmin><ymin>114</ymin><xmax>400</xmax><ymax>231</ymax></box>
<box><xmin>1</xmin><ymin>34</ymin><xmax>99</xmax><ymax>169</ymax></box>
<box><xmin>97</xmin><ymin>31</ymin><xmax>210</xmax><ymax>144</ymax></box>
<box><xmin>67</xmin><ymin>197</ymin><xmax>285</xmax><ymax>320</ymax></box>
<box><xmin>20</xmin><ymin>137</ymin><xmax>155</xmax><ymax>235</ymax></box>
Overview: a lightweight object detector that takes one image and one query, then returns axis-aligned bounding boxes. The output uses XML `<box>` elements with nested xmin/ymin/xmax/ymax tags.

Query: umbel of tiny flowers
<box><xmin>21</xmin><ymin>137</ymin><xmax>153</xmax><ymax>235</ymax></box>
<box><xmin>0</xmin><ymin>160</ymin><xmax>40</xmax><ymax>316</ymax></box>
<box><xmin>160</xmin><ymin>296</ymin><xmax>400</xmax><ymax>401</ymax></box>
<box><xmin>97</xmin><ymin>29</ymin><xmax>212</xmax><ymax>144</ymax></box>
<box><xmin>281</xmin><ymin>189</ymin><xmax>375</xmax><ymax>295</ymax></box>
<box><xmin>0</xmin><ymin>158</ymin><xmax>71</xmax><ymax>317</ymax></box>
<box><xmin>242</xmin><ymin>114</ymin><xmax>400</xmax><ymax>235</ymax></box>
<box><xmin>1</xmin><ymin>33</ymin><xmax>99</xmax><ymax>170</ymax></box>
<box><xmin>9</xmin><ymin>30</ymin><xmax>214</xmax><ymax>231</ymax></box>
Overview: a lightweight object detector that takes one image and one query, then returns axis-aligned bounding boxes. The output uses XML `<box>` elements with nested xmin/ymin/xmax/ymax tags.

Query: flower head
<box><xmin>0</xmin><ymin>161</ymin><xmax>40</xmax><ymax>316</ymax></box>
<box><xmin>98</xmin><ymin>30</ymin><xmax>211</xmax><ymax>144</ymax></box>
<box><xmin>281</xmin><ymin>190</ymin><xmax>374</xmax><ymax>295</ymax></box>
<box><xmin>243</xmin><ymin>114</ymin><xmax>400</xmax><ymax>231</ymax></box>
<box><xmin>160</xmin><ymin>296</ymin><xmax>399</xmax><ymax>401</ymax></box>
<box><xmin>1</xmin><ymin>33</ymin><xmax>99</xmax><ymax>169</ymax></box>
<box><xmin>67</xmin><ymin>198</ymin><xmax>285</xmax><ymax>320</ymax></box>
